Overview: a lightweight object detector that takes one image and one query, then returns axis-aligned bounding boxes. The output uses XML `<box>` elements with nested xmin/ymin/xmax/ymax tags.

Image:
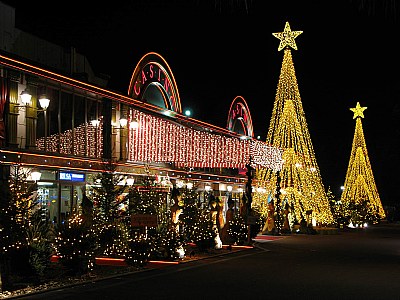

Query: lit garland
<box><xmin>340</xmin><ymin>102</ymin><xmax>385</xmax><ymax>221</ymax></box>
<box><xmin>127</xmin><ymin>110</ymin><xmax>282</xmax><ymax>169</ymax></box>
<box><xmin>256</xmin><ymin>22</ymin><xmax>334</xmax><ymax>226</ymax></box>
<box><xmin>35</xmin><ymin>109</ymin><xmax>281</xmax><ymax>169</ymax></box>
<box><xmin>36</xmin><ymin>120</ymin><xmax>103</xmax><ymax>158</ymax></box>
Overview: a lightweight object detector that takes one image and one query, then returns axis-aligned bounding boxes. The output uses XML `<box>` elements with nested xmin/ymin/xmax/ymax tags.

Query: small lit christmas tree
<box><xmin>256</xmin><ymin>21</ymin><xmax>334</xmax><ymax>226</ymax></box>
<box><xmin>179</xmin><ymin>185</ymin><xmax>202</xmax><ymax>243</ymax></box>
<box><xmin>0</xmin><ymin>165</ymin><xmax>51</xmax><ymax>290</ymax></box>
<box><xmin>128</xmin><ymin>172</ymin><xmax>185</xmax><ymax>260</ymax></box>
<box><xmin>89</xmin><ymin>161</ymin><xmax>131</xmax><ymax>259</ymax></box>
<box><xmin>91</xmin><ymin>161</ymin><xmax>128</xmax><ymax>224</ymax></box>
<box><xmin>128</xmin><ymin>172</ymin><xmax>164</xmax><ymax>216</ymax></box>
<box><xmin>126</xmin><ymin>231</ymin><xmax>153</xmax><ymax>267</ymax></box>
<box><xmin>227</xmin><ymin>214</ymin><xmax>248</xmax><ymax>245</ymax></box>
<box><xmin>54</xmin><ymin>213</ymin><xmax>96</xmax><ymax>275</ymax></box>
<box><xmin>341</xmin><ymin>102</ymin><xmax>385</xmax><ymax>224</ymax></box>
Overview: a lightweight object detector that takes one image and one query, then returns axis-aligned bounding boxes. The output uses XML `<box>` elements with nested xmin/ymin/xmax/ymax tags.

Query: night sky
<box><xmin>4</xmin><ymin>1</ymin><xmax>400</xmax><ymax>204</ymax></box>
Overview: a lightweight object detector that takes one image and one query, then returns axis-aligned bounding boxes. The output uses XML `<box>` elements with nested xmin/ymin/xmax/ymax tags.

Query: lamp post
<box><xmin>38</xmin><ymin>95</ymin><xmax>50</xmax><ymax>152</ymax></box>
<box><xmin>245</xmin><ymin>160</ymin><xmax>255</xmax><ymax>244</ymax></box>
<box><xmin>30</xmin><ymin>169</ymin><xmax>42</xmax><ymax>182</ymax></box>
<box><xmin>119</xmin><ymin>118</ymin><xmax>128</xmax><ymax>161</ymax></box>
<box><xmin>274</xmin><ymin>171</ymin><xmax>282</xmax><ymax>235</ymax></box>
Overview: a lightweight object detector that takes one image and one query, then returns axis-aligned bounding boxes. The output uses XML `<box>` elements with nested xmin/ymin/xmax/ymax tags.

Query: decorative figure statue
<box><xmin>262</xmin><ymin>200</ymin><xmax>276</xmax><ymax>234</ymax></box>
<box><xmin>170</xmin><ymin>187</ymin><xmax>184</xmax><ymax>233</ymax></box>
<box><xmin>209</xmin><ymin>195</ymin><xmax>223</xmax><ymax>249</ymax></box>
<box><xmin>282</xmin><ymin>203</ymin><xmax>291</xmax><ymax>233</ymax></box>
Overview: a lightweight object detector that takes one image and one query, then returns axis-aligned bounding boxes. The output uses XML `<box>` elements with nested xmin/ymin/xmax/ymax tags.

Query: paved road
<box><xmin>16</xmin><ymin>223</ymin><xmax>400</xmax><ymax>299</ymax></box>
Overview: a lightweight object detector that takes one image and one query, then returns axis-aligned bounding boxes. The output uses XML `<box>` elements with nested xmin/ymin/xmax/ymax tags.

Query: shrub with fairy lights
<box><xmin>0</xmin><ymin>166</ymin><xmax>37</xmax><ymax>255</ymax></box>
<box><xmin>345</xmin><ymin>199</ymin><xmax>380</xmax><ymax>226</ymax></box>
<box><xmin>24</xmin><ymin>210</ymin><xmax>54</xmax><ymax>279</ymax></box>
<box><xmin>152</xmin><ymin>226</ymin><xmax>185</xmax><ymax>260</ymax></box>
<box><xmin>227</xmin><ymin>214</ymin><xmax>248</xmax><ymax>245</ymax></box>
<box><xmin>87</xmin><ymin>162</ymin><xmax>133</xmax><ymax>261</ymax></box>
<box><xmin>54</xmin><ymin>214</ymin><xmax>96</xmax><ymax>275</ymax></box>
<box><xmin>95</xmin><ymin>221</ymin><xmax>130</xmax><ymax>259</ymax></box>
<box><xmin>125</xmin><ymin>232</ymin><xmax>153</xmax><ymax>267</ymax></box>
<box><xmin>188</xmin><ymin>205</ymin><xmax>215</xmax><ymax>251</ymax></box>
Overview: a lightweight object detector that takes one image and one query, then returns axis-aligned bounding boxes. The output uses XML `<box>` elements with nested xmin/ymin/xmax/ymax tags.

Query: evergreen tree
<box><xmin>90</xmin><ymin>161</ymin><xmax>128</xmax><ymax>224</ymax></box>
<box><xmin>89</xmin><ymin>161</ymin><xmax>131</xmax><ymax>259</ymax></box>
<box><xmin>0</xmin><ymin>165</ymin><xmax>46</xmax><ymax>290</ymax></box>
<box><xmin>128</xmin><ymin>173</ymin><xmax>163</xmax><ymax>216</ymax></box>
<box><xmin>227</xmin><ymin>214</ymin><xmax>248</xmax><ymax>245</ymax></box>
<box><xmin>179</xmin><ymin>186</ymin><xmax>201</xmax><ymax>243</ymax></box>
<box><xmin>127</xmin><ymin>172</ymin><xmax>177</xmax><ymax>260</ymax></box>
<box><xmin>54</xmin><ymin>213</ymin><xmax>96</xmax><ymax>275</ymax></box>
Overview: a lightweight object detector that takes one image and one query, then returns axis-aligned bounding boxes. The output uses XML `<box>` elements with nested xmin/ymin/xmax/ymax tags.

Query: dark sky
<box><xmin>5</xmin><ymin>0</ymin><xmax>400</xmax><ymax>204</ymax></box>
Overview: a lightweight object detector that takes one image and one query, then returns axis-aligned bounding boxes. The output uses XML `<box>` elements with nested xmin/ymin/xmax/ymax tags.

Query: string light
<box><xmin>340</xmin><ymin>102</ymin><xmax>385</xmax><ymax>221</ymax></box>
<box><xmin>36</xmin><ymin>119</ymin><xmax>103</xmax><ymax>158</ymax></box>
<box><xmin>127</xmin><ymin>110</ymin><xmax>282</xmax><ymax>169</ymax></box>
<box><xmin>256</xmin><ymin>23</ymin><xmax>334</xmax><ymax>226</ymax></box>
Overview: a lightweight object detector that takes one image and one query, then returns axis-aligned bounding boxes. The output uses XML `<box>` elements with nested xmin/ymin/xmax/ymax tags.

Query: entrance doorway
<box><xmin>60</xmin><ymin>184</ymin><xmax>85</xmax><ymax>225</ymax></box>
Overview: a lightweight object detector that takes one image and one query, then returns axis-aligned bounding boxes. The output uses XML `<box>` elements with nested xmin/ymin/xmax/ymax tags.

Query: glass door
<box><xmin>60</xmin><ymin>184</ymin><xmax>85</xmax><ymax>225</ymax></box>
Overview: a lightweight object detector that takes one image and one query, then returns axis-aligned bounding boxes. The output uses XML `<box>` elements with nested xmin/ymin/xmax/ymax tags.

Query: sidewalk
<box><xmin>0</xmin><ymin>244</ymin><xmax>254</xmax><ymax>299</ymax></box>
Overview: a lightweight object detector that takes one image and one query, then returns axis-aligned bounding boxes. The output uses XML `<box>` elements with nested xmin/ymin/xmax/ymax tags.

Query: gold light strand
<box><xmin>272</xmin><ymin>21</ymin><xmax>303</xmax><ymax>51</ymax></box>
<box><xmin>257</xmin><ymin>24</ymin><xmax>334</xmax><ymax>226</ymax></box>
<box><xmin>341</xmin><ymin>103</ymin><xmax>385</xmax><ymax>221</ymax></box>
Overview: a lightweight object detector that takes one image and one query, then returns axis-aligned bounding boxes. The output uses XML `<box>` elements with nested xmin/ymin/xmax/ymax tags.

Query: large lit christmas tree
<box><xmin>256</xmin><ymin>22</ymin><xmax>334</xmax><ymax>226</ymax></box>
<box><xmin>341</xmin><ymin>102</ymin><xmax>385</xmax><ymax>222</ymax></box>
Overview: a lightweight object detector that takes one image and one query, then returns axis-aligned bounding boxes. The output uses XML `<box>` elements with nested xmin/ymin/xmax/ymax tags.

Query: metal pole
<box><xmin>44</xmin><ymin>110</ymin><xmax>47</xmax><ymax>152</ymax></box>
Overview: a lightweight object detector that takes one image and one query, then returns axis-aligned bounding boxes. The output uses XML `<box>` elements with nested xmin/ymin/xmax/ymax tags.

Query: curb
<box><xmin>5</xmin><ymin>245</ymin><xmax>254</xmax><ymax>299</ymax></box>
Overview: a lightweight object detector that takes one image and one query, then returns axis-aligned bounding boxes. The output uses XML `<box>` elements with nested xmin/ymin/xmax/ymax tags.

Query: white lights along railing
<box><xmin>128</xmin><ymin>110</ymin><xmax>282</xmax><ymax>170</ymax></box>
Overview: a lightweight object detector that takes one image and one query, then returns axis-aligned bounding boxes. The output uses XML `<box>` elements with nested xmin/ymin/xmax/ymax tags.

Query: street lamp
<box><xmin>118</xmin><ymin>118</ymin><xmax>128</xmax><ymax>160</ymax></box>
<box><xmin>119</xmin><ymin>118</ymin><xmax>128</xmax><ymax>128</ymax></box>
<box><xmin>129</xmin><ymin>117</ymin><xmax>139</xmax><ymax>129</ymax></box>
<box><xmin>38</xmin><ymin>95</ymin><xmax>50</xmax><ymax>151</ymax></box>
<box><xmin>126</xmin><ymin>177</ymin><xmax>135</xmax><ymax>186</ymax></box>
<box><xmin>30</xmin><ymin>169</ymin><xmax>42</xmax><ymax>181</ymax></box>
<box><xmin>20</xmin><ymin>89</ymin><xmax>32</xmax><ymax>106</ymax></box>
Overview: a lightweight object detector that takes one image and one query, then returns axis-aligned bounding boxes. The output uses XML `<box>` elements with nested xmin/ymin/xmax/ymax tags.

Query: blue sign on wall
<box><xmin>59</xmin><ymin>172</ymin><xmax>85</xmax><ymax>182</ymax></box>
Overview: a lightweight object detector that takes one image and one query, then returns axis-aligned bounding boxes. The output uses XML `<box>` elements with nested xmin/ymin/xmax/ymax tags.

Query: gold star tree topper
<box><xmin>273</xmin><ymin>21</ymin><xmax>303</xmax><ymax>51</ymax></box>
<box><xmin>350</xmin><ymin>102</ymin><xmax>367</xmax><ymax>119</ymax></box>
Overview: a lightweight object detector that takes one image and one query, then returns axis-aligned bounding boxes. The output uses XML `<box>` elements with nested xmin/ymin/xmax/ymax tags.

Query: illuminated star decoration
<box><xmin>350</xmin><ymin>102</ymin><xmax>367</xmax><ymax>119</ymax></box>
<box><xmin>272</xmin><ymin>21</ymin><xmax>303</xmax><ymax>51</ymax></box>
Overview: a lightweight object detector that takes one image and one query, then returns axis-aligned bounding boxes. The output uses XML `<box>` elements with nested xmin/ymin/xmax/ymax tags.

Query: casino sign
<box><xmin>128</xmin><ymin>52</ymin><xmax>181</xmax><ymax>113</ymax></box>
<box><xmin>226</xmin><ymin>96</ymin><xmax>254</xmax><ymax>138</ymax></box>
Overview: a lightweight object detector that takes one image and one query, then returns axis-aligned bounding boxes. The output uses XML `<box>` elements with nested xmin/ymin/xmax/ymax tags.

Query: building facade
<box><xmin>0</xmin><ymin>1</ymin><xmax>281</xmax><ymax>225</ymax></box>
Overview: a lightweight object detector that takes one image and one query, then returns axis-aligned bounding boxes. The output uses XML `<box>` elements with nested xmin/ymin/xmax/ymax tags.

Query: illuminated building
<box><xmin>0</xmin><ymin>2</ymin><xmax>281</xmax><ymax>225</ymax></box>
